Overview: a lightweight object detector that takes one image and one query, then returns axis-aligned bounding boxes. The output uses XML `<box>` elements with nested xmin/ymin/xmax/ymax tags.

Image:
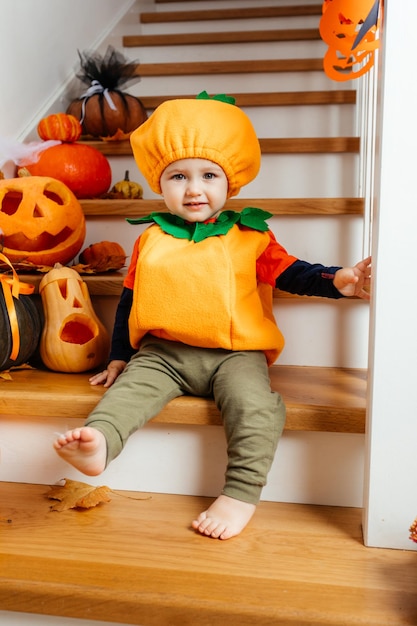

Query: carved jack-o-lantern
<box><xmin>39</xmin><ymin>265</ymin><xmax>110</xmax><ymax>372</ymax></box>
<box><xmin>0</xmin><ymin>175</ymin><xmax>86</xmax><ymax>267</ymax></box>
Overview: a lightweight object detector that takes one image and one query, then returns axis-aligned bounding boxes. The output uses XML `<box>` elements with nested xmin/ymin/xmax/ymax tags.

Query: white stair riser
<box><xmin>123</xmin><ymin>41</ymin><xmax>326</xmax><ymax>63</ymax></box>
<box><xmin>128</xmin><ymin>73</ymin><xmax>353</xmax><ymax>97</ymax></box>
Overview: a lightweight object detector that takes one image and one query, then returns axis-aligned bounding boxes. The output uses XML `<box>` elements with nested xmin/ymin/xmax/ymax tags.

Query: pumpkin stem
<box><xmin>124</xmin><ymin>170</ymin><xmax>130</xmax><ymax>182</ymax></box>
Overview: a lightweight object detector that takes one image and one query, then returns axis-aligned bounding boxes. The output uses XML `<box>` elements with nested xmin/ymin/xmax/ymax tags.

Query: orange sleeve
<box><xmin>256</xmin><ymin>231</ymin><xmax>298</xmax><ymax>287</ymax></box>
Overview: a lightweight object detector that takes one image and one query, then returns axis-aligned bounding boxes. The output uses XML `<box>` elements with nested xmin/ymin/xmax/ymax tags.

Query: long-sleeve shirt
<box><xmin>109</xmin><ymin>213</ymin><xmax>343</xmax><ymax>364</ymax></box>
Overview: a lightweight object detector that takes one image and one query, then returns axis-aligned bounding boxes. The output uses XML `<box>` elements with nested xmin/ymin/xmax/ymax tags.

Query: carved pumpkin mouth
<box><xmin>3</xmin><ymin>228</ymin><xmax>75</xmax><ymax>252</ymax></box>
<box><xmin>60</xmin><ymin>315</ymin><xmax>98</xmax><ymax>345</ymax></box>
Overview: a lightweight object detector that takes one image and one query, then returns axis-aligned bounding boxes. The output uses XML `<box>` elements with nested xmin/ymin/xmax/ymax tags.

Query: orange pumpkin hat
<box><xmin>130</xmin><ymin>92</ymin><xmax>261</xmax><ymax>198</ymax></box>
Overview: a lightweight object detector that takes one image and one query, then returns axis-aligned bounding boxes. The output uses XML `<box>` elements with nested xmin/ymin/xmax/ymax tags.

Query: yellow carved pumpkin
<box><xmin>39</xmin><ymin>265</ymin><xmax>109</xmax><ymax>372</ymax></box>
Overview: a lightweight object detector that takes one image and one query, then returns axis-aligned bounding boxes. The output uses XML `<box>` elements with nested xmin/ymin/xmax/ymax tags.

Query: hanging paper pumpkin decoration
<box><xmin>320</xmin><ymin>0</ymin><xmax>381</xmax><ymax>81</ymax></box>
<box><xmin>22</xmin><ymin>142</ymin><xmax>112</xmax><ymax>199</ymax></box>
<box><xmin>66</xmin><ymin>46</ymin><xmax>147</xmax><ymax>140</ymax></box>
<box><xmin>39</xmin><ymin>264</ymin><xmax>110</xmax><ymax>372</ymax></box>
<box><xmin>0</xmin><ymin>174</ymin><xmax>86</xmax><ymax>266</ymax></box>
<box><xmin>0</xmin><ymin>253</ymin><xmax>42</xmax><ymax>371</ymax></box>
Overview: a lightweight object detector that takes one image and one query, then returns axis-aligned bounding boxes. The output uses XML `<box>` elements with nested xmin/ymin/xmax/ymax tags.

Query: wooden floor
<box><xmin>1</xmin><ymin>482</ymin><xmax>417</xmax><ymax>625</ymax></box>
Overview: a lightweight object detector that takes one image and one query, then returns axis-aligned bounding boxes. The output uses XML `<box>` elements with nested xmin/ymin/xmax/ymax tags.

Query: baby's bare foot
<box><xmin>53</xmin><ymin>427</ymin><xmax>107</xmax><ymax>476</ymax></box>
<box><xmin>192</xmin><ymin>494</ymin><xmax>256</xmax><ymax>540</ymax></box>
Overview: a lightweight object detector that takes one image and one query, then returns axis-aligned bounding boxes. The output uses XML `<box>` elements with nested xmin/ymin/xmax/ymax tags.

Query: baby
<box><xmin>54</xmin><ymin>93</ymin><xmax>371</xmax><ymax>540</ymax></box>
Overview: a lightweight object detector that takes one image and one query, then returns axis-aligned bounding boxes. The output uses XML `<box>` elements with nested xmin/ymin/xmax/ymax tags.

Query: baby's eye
<box><xmin>172</xmin><ymin>173</ymin><xmax>185</xmax><ymax>180</ymax></box>
<box><xmin>203</xmin><ymin>172</ymin><xmax>216</xmax><ymax>179</ymax></box>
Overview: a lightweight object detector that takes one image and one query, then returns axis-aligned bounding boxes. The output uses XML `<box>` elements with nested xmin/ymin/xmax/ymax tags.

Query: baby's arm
<box><xmin>89</xmin><ymin>287</ymin><xmax>136</xmax><ymax>388</ymax></box>
<box><xmin>333</xmin><ymin>256</ymin><xmax>371</xmax><ymax>300</ymax></box>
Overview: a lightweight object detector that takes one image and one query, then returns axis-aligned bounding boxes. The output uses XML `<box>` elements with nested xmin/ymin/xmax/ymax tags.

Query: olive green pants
<box><xmin>86</xmin><ymin>335</ymin><xmax>286</xmax><ymax>504</ymax></box>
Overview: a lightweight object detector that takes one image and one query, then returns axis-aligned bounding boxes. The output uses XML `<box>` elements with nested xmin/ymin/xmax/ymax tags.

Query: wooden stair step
<box><xmin>80</xmin><ymin>197</ymin><xmax>364</xmax><ymax>217</ymax></box>
<box><xmin>139</xmin><ymin>90</ymin><xmax>357</xmax><ymax>109</ymax></box>
<box><xmin>134</xmin><ymin>58</ymin><xmax>324</xmax><ymax>76</ymax></box>
<box><xmin>123</xmin><ymin>28</ymin><xmax>321</xmax><ymax>47</ymax></box>
<box><xmin>2</xmin><ymin>482</ymin><xmax>416</xmax><ymax>626</ymax></box>
<box><xmin>1</xmin><ymin>366</ymin><xmax>366</xmax><ymax>434</ymax></box>
<box><xmin>262</xmin><ymin>137</ymin><xmax>359</xmax><ymax>153</ymax></box>
<box><xmin>82</xmin><ymin>137</ymin><xmax>359</xmax><ymax>156</ymax></box>
<box><xmin>140</xmin><ymin>4</ymin><xmax>323</xmax><ymax>23</ymax></box>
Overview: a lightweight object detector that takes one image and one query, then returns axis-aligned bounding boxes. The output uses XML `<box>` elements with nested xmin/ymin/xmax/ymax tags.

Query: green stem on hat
<box><xmin>196</xmin><ymin>91</ymin><xmax>236</xmax><ymax>105</ymax></box>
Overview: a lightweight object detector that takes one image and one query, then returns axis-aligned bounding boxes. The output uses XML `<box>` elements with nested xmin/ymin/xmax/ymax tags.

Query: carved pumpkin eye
<box><xmin>0</xmin><ymin>175</ymin><xmax>86</xmax><ymax>267</ymax></box>
<box><xmin>1</xmin><ymin>189</ymin><xmax>64</xmax><ymax>216</ymax></box>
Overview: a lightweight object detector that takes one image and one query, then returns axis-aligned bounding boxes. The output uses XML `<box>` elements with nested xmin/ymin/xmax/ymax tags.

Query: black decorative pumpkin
<box><xmin>0</xmin><ymin>257</ymin><xmax>43</xmax><ymax>371</ymax></box>
<box><xmin>66</xmin><ymin>46</ymin><xmax>147</xmax><ymax>139</ymax></box>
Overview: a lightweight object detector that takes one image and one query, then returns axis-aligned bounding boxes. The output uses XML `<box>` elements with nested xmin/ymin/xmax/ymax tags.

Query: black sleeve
<box><xmin>275</xmin><ymin>260</ymin><xmax>345</xmax><ymax>299</ymax></box>
<box><xmin>108</xmin><ymin>287</ymin><xmax>137</xmax><ymax>362</ymax></box>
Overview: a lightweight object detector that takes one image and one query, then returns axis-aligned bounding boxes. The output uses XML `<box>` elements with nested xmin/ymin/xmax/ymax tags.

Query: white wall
<box><xmin>0</xmin><ymin>0</ymin><xmax>135</xmax><ymax>141</ymax></box>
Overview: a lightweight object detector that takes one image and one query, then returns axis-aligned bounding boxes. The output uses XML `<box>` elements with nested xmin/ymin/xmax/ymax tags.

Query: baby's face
<box><xmin>160</xmin><ymin>158</ymin><xmax>228</xmax><ymax>223</ymax></box>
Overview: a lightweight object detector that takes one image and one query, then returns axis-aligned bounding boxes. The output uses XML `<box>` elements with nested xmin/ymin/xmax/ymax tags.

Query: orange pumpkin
<box><xmin>23</xmin><ymin>143</ymin><xmax>112</xmax><ymax>198</ymax></box>
<box><xmin>38</xmin><ymin>113</ymin><xmax>82</xmax><ymax>142</ymax></box>
<box><xmin>79</xmin><ymin>240</ymin><xmax>127</xmax><ymax>271</ymax></box>
<box><xmin>0</xmin><ymin>175</ymin><xmax>86</xmax><ymax>266</ymax></box>
<box><xmin>39</xmin><ymin>264</ymin><xmax>110</xmax><ymax>372</ymax></box>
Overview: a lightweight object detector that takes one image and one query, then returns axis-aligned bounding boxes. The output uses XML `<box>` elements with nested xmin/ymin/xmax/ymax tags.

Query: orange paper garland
<box><xmin>0</xmin><ymin>252</ymin><xmax>35</xmax><ymax>360</ymax></box>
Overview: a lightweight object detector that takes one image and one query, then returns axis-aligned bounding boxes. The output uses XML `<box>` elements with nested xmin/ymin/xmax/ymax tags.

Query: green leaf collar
<box><xmin>127</xmin><ymin>207</ymin><xmax>272</xmax><ymax>243</ymax></box>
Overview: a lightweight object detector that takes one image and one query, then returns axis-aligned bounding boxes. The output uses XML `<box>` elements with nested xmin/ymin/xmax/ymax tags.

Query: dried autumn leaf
<box><xmin>0</xmin><ymin>364</ymin><xmax>35</xmax><ymax>381</ymax></box>
<box><xmin>100</xmin><ymin>128</ymin><xmax>132</xmax><ymax>142</ymax></box>
<box><xmin>45</xmin><ymin>478</ymin><xmax>112</xmax><ymax>512</ymax></box>
<box><xmin>71</xmin><ymin>257</ymin><xmax>126</xmax><ymax>273</ymax></box>
<box><xmin>0</xmin><ymin>258</ymin><xmax>53</xmax><ymax>273</ymax></box>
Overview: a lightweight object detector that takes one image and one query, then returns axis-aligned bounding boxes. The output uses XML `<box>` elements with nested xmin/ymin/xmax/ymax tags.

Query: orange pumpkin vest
<box><xmin>128</xmin><ymin>225</ymin><xmax>285</xmax><ymax>365</ymax></box>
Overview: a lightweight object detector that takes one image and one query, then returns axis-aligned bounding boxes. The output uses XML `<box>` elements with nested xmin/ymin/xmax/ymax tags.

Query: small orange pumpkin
<box><xmin>39</xmin><ymin>264</ymin><xmax>110</xmax><ymax>372</ymax></box>
<box><xmin>38</xmin><ymin>113</ymin><xmax>82</xmax><ymax>143</ymax></box>
<box><xmin>0</xmin><ymin>175</ymin><xmax>86</xmax><ymax>266</ymax></box>
<box><xmin>79</xmin><ymin>240</ymin><xmax>127</xmax><ymax>271</ymax></box>
<box><xmin>23</xmin><ymin>143</ymin><xmax>112</xmax><ymax>199</ymax></box>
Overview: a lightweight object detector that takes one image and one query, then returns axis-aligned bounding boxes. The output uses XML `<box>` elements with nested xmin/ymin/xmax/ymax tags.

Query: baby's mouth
<box><xmin>185</xmin><ymin>202</ymin><xmax>206</xmax><ymax>208</ymax></box>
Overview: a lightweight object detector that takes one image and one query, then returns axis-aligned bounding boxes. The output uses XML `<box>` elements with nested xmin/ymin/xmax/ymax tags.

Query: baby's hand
<box><xmin>89</xmin><ymin>360</ymin><xmax>127</xmax><ymax>388</ymax></box>
<box><xmin>334</xmin><ymin>256</ymin><xmax>371</xmax><ymax>300</ymax></box>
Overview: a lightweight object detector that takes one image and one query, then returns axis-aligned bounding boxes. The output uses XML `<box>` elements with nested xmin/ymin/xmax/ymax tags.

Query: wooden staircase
<box><xmin>8</xmin><ymin>0</ymin><xmax>367</xmax><ymax>528</ymax></box>
<box><xmin>2</xmin><ymin>2</ymin><xmax>404</xmax><ymax>625</ymax></box>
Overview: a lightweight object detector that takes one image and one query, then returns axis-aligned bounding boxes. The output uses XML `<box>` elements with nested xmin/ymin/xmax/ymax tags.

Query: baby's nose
<box><xmin>186</xmin><ymin>181</ymin><xmax>202</xmax><ymax>196</ymax></box>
